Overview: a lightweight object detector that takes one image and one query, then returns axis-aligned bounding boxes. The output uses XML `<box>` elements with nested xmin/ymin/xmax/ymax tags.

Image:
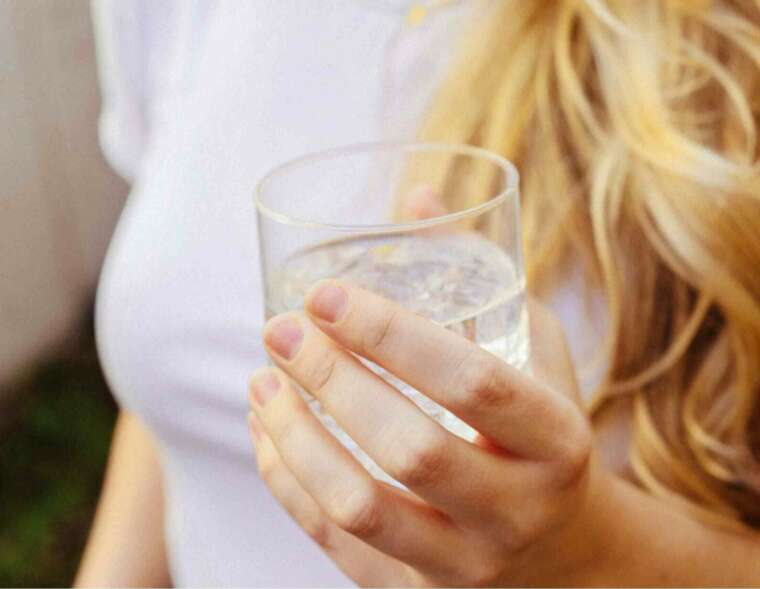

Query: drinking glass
<box><xmin>255</xmin><ymin>142</ymin><xmax>527</xmax><ymax>484</ymax></box>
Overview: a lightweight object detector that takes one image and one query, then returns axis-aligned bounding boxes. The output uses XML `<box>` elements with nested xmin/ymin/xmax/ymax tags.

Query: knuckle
<box><xmin>501</xmin><ymin>496</ymin><xmax>568</xmax><ymax>552</ymax></box>
<box><xmin>452</xmin><ymin>350</ymin><xmax>508</xmax><ymax>412</ymax></box>
<box><xmin>302</xmin><ymin>516</ymin><xmax>334</xmax><ymax>550</ymax></box>
<box><xmin>509</xmin><ymin>509</ymin><xmax>546</xmax><ymax>550</ymax></box>
<box><xmin>466</xmin><ymin>557</ymin><xmax>502</xmax><ymax>587</ymax></box>
<box><xmin>326</xmin><ymin>486</ymin><xmax>383</xmax><ymax>539</ymax></box>
<box><xmin>257</xmin><ymin>459</ymin><xmax>277</xmax><ymax>485</ymax></box>
<box><xmin>255</xmin><ymin>449</ymin><xmax>280</xmax><ymax>485</ymax></box>
<box><xmin>385</xmin><ymin>429</ymin><xmax>450</xmax><ymax>488</ymax></box>
<box><xmin>490</xmin><ymin>500</ymin><xmax>549</xmax><ymax>551</ymax></box>
<box><xmin>555</xmin><ymin>419</ymin><xmax>592</xmax><ymax>486</ymax></box>
<box><xmin>493</xmin><ymin>511</ymin><xmax>542</xmax><ymax>553</ymax></box>
<box><xmin>307</xmin><ymin>350</ymin><xmax>339</xmax><ymax>397</ymax></box>
<box><xmin>270</xmin><ymin>399</ymin><xmax>309</xmax><ymax>449</ymax></box>
<box><xmin>362</xmin><ymin>304</ymin><xmax>399</xmax><ymax>354</ymax></box>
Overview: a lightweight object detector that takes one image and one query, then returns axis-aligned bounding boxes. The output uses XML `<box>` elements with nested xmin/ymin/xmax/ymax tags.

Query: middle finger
<box><xmin>304</xmin><ymin>280</ymin><xmax>583</xmax><ymax>460</ymax></box>
<box><xmin>263</xmin><ymin>312</ymin><xmax>520</xmax><ymax>522</ymax></box>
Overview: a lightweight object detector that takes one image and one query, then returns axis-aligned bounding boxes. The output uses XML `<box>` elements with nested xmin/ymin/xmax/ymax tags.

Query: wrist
<box><xmin>552</xmin><ymin>464</ymin><xmax>626</xmax><ymax>587</ymax></box>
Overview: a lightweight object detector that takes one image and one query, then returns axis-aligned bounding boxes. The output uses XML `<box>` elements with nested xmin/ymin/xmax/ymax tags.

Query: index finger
<box><xmin>304</xmin><ymin>280</ymin><xmax>584</xmax><ymax>460</ymax></box>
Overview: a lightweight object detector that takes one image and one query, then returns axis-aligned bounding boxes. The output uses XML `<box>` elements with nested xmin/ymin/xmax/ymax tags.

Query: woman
<box><xmin>79</xmin><ymin>0</ymin><xmax>760</xmax><ymax>586</ymax></box>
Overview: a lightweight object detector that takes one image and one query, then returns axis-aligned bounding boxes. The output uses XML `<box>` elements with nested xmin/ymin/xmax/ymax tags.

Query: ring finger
<box><xmin>262</xmin><ymin>312</ymin><xmax>520</xmax><ymax>523</ymax></box>
<box><xmin>248</xmin><ymin>414</ymin><xmax>412</xmax><ymax>586</ymax></box>
<box><xmin>248</xmin><ymin>367</ymin><xmax>470</xmax><ymax>578</ymax></box>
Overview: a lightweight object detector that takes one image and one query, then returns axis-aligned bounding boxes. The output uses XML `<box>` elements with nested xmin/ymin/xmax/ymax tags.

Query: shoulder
<box><xmin>91</xmin><ymin>0</ymin><xmax>213</xmax><ymax>181</ymax></box>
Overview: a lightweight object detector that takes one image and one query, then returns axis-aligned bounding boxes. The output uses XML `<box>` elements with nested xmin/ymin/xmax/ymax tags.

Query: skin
<box><xmin>75</xmin><ymin>413</ymin><xmax>170</xmax><ymax>587</ymax></box>
<box><xmin>248</xmin><ymin>280</ymin><xmax>760</xmax><ymax>587</ymax></box>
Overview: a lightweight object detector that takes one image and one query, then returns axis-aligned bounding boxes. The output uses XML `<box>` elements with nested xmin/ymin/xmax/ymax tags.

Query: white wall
<box><xmin>0</xmin><ymin>0</ymin><xmax>127</xmax><ymax>390</ymax></box>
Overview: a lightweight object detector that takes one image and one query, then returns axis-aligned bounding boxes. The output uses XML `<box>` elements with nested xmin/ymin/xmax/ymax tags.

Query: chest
<box><xmin>95</xmin><ymin>2</ymin><xmax>459</xmax><ymax>455</ymax></box>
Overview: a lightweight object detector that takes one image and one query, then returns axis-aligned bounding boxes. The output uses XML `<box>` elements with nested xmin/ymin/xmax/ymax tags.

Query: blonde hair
<box><xmin>420</xmin><ymin>0</ymin><xmax>760</xmax><ymax>528</ymax></box>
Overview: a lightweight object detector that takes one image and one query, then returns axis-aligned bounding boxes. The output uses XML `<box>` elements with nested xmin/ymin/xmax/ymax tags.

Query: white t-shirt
<box><xmin>92</xmin><ymin>2</ymin><xmax>604</xmax><ymax>586</ymax></box>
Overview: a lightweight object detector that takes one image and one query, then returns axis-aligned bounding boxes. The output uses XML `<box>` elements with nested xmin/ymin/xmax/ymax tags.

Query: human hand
<box><xmin>400</xmin><ymin>183</ymin><xmax>447</xmax><ymax>221</ymax></box>
<box><xmin>247</xmin><ymin>282</ymin><xmax>613</xmax><ymax>587</ymax></box>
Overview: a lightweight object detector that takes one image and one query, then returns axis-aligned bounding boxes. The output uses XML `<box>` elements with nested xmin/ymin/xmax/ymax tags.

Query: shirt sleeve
<box><xmin>90</xmin><ymin>0</ymin><xmax>150</xmax><ymax>183</ymax></box>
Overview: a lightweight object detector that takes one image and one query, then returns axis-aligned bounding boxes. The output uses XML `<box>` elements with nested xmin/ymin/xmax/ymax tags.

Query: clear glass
<box><xmin>255</xmin><ymin>142</ymin><xmax>528</xmax><ymax>484</ymax></box>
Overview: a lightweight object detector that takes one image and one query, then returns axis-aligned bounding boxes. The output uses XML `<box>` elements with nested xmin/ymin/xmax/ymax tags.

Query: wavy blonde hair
<box><xmin>419</xmin><ymin>0</ymin><xmax>760</xmax><ymax>529</ymax></box>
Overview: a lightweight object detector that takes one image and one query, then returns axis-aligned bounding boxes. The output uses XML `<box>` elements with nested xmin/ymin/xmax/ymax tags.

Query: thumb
<box><xmin>401</xmin><ymin>184</ymin><xmax>447</xmax><ymax>221</ymax></box>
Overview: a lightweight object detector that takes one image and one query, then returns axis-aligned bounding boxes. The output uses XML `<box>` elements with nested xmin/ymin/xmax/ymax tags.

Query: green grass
<box><xmin>0</xmin><ymin>310</ymin><xmax>117</xmax><ymax>587</ymax></box>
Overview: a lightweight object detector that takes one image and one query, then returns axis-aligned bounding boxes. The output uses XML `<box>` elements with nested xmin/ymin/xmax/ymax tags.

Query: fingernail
<box><xmin>249</xmin><ymin>369</ymin><xmax>281</xmax><ymax>407</ymax></box>
<box><xmin>264</xmin><ymin>316</ymin><xmax>303</xmax><ymax>360</ymax></box>
<box><xmin>247</xmin><ymin>411</ymin><xmax>262</xmax><ymax>441</ymax></box>
<box><xmin>308</xmin><ymin>282</ymin><xmax>347</xmax><ymax>323</ymax></box>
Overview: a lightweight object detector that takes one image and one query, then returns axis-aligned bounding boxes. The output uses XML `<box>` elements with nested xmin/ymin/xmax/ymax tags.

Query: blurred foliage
<box><xmin>0</xmin><ymin>309</ymin><xmax>117</xmax><ymax>587</ymax></box>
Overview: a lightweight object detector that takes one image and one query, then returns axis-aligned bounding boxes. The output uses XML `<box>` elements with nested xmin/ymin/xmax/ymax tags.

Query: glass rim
<box><xmin>254</xmin><ymin>141</ymin><xmax>520</xmax><ymax>234</ymax></box>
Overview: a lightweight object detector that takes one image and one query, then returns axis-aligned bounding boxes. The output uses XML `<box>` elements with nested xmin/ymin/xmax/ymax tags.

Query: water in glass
<box><xmin>266</xmin><ymin>231</ymin><xmax>529</xmax><ymax>484</ymax></box>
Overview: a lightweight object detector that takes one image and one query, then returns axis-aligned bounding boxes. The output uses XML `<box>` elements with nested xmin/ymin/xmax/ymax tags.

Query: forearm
<box><xmin>75</xmin><ymin>411</ymin><xmax>170</xmax><ymax>588</ymax></box>
<box><xmin>584</xmin><ymin>476</ymin><xmax>760</xmax><ymax>587</ymax></box>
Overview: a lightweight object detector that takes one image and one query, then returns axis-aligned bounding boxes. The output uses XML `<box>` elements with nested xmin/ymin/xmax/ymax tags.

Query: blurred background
<box><xmin>0</xmin><ymin>1</ymin><xmax>127</xmax><ymax>585</ymax></box>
